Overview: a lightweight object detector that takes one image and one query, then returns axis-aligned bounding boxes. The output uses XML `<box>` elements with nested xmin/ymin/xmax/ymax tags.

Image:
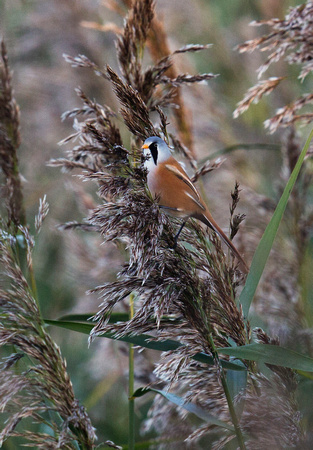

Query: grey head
<box><xmin>142</xmin><ymin>136</ymin><xmax>172</xmax><ymax>170</ymax></box>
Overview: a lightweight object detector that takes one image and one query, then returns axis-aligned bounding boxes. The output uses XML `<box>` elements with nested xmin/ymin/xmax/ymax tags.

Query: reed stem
<box><xmin>128</xmin><ymin>293</ymin><xmax>135</xmax><ymax>450</ymax></box>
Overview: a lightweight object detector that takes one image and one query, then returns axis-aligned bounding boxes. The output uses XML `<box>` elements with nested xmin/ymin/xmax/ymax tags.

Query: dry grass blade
<box><xmin>191</xmin><ymin>157</ymin><xmax>225</xmax><ymax>182</ymax></box>
<box><xmin>233</xmin><ymin>77</ymin><xmax>284</xmax><ymax>118</ymax></box>
<box><xmin>160</xmin><ymin>72</ymin><xmax>217</xmax><ymax>87</ymax></box>
<box><xmin>81</xmin><ymin>20</ymin><xmax>123</xmax><ymax>35</ymax></box>
<box><xmin>35</xmin><ymin>195</ymin><xmax>49</xmax><ymax>233</ymax></box>
<box><xmin>229</xmin><ymin>182</ymin><xmax>246</xmax><ymax>240</ymax></box>
<box><xmin>63</xmin><ymin>53</ymin><xmax>108</xmax><ymax>79</ymax></box>
<box><xmin>264</xmin><ymin>94</ymin><xmax>313</xmax><ymax>133</ymax></box>
<box><xmin>170</xmin><ymin>135</ymin><xmax>197</xmax><ymax>170</ymax></box>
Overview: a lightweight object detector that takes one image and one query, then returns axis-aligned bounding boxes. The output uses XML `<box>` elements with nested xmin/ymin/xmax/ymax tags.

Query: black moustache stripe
<box><xmin>150</xmin><ymin>143</ymin><xmax>158</xmax><ymax>165</ymax></box>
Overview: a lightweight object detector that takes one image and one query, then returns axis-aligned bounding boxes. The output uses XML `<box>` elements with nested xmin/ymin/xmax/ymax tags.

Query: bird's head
<box><xmin>142</xmin><ymin>136</ymin><xmax>172</xmax><ymax>169</ymax></box>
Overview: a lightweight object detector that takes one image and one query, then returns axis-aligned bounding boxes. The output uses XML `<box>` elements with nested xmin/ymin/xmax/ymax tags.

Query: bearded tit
<box><xmin>142</xmin><ymin>136</ymin><xmax>248</xmax><ymax>273</ymax></box>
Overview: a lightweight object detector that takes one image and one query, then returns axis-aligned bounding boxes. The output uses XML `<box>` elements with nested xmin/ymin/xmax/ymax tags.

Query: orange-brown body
<box><xmin>147</xmin><ymin>156</ymin><xmax>204</xmax><ymax>218</ymax></box>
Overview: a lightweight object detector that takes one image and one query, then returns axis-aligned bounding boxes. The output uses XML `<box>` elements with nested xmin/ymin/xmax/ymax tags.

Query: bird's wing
<box><xmin>160</xmin><ymin>205</ymin><xmax>184</xmax><ymax>213</ymax></box>
<box><xmin>184</xmin><ymin>191</ymin><xmax>206</xmax><ymax>211</ymax></box>
<box><xmin>165</xmin><ymin>163</ymin><xmax>206</xmax><ymax>211</ymax></box>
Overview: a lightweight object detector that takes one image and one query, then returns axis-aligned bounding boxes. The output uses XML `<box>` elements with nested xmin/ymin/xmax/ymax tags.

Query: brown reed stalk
<box><xmin>0</xmin><ymin>40</ymin><xmax>25</xmax><ymax>228</ymax></box>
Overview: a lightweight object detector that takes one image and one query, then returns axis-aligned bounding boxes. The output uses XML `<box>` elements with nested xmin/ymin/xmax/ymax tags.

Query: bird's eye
<box><xmin>149</xmin><ymin>142</ymin><xmax>158</xmax><ymax>165</ymax></box>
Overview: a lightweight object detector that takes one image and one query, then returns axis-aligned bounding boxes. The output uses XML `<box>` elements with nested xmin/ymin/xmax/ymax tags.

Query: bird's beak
<box><xmin>142</xmin><ymin>144</ymin><xmax>149</xmax><ymax>149</ymax></box>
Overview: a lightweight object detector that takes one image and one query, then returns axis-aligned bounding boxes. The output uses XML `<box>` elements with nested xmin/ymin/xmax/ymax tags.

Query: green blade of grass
<box><xmin>226</xmin><ymin>364</ymin><xmax>247</xmax><ymax>401</ymax></box>
<box><xmin>58</xmin><ymin>312</ymin><xmax>129</xmax><ymax>323</ymax></box>
<box><xmin>132</xmin><ymin>387</ymin><xmax>235</xmax><ymax>432</ymax></box>
<box><xmin>57</xmin><ymin>312</ymin><xmax>182</xmax><ymax>326</ymax></box>
<box><xmin>45</xmin><ymin>319</ymin><xmax>246</xmax><ymax>371</ymax></box>
<box><xmin>300</xmin><ymin>236</ymin><xmax>313</xmax><ymax>327</ymax></box>
<box><xmin>128</xmin><ymin>293</ymin><xmax>135</xmax><ymax>450</ymax></box>
<box><xmin>240</xmin><ymin>128</ymin><xmax>313</xmax><ymax>318</ymax></box>
<box><xmin>217</xmin><ymin>343</ymin><xmax>313</xmax><ymax>372</ymax></box>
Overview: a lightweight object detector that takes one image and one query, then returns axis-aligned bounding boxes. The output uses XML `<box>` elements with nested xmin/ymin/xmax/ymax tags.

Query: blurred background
<box><xmin>1</xmin><ymin>0</ymin><xmax>310</xmax><ymax>447</ymax></box>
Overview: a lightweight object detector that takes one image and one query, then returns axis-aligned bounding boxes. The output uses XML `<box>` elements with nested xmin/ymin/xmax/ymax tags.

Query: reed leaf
<box><xmin>239</xmin><ymin>128</ymin><xmax>313</xmax><ymax>318</ymax></box>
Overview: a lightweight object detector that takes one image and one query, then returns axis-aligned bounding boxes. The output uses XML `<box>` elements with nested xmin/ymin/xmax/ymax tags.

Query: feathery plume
<box><xmin>235</xmin><ymin>3</ymin><xmax>313</xmax><ymax>131</ymax></box>
<box><xmin>0</xmin><ymin>234</ymin><xmax>96</xmax><ymax>448</ymax></box>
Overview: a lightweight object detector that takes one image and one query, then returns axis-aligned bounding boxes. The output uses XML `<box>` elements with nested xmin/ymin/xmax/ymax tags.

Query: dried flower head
<box><xmin>34</xmin><ymin>195</ymin><xmax>49</xmax><ymax>234</ymax></box>
<box><xmin>233</xmin><ymin>77</ymin><xmax>284</xmax><ymax>119</ymax></box>
<box><xmin>235</xmin><ymin>2</ymin><xmax>313</xmax><ymax>132</ymax></box>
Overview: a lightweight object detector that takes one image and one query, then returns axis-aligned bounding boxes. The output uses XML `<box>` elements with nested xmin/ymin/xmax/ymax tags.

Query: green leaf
<box><xmin>224</xmin><ymin>436</ymin><xmax>241</xmax><ymax>450</ymax></box>
<box><xmin>133</xmin><ymin>387</ymin><xmax>235</xmax><ymax>432</ymax></box>
<box><xmin>45</xmin><ymin>319</ymin><xmax>94</xmax><ymax>334</ymax></box>
<box><xmin>45</xmin><ymin>319</ymin><xmax>246</xmax><ymax>371</ymax></box>
<box><xmin>240</xmin><ymin>128</ymin><xmax>313</xmax><ymax>318</ymax></box>
<box><xmin>58</xmin><ymin>312</ymin><xmax>129</xmax><ymax>324</ymax></box>
<box><xmin>297</xmin><ymin>370</ymin><xmax>313</xmax><ymax>380</ymax></box>
<box><xmin>58</xmin><ymin>312</ymin><xmax>183</xmax><ymax>326</ymax></box>
<box><xmin>300</xmin><ymin>236</ymin><xmax>313</xmax><ymax>327</ymax></box>
<box><xmin>226</xmin><ymin>363</ymin><xmax>247</xmax><ymax>400</ymax></box>
<box><xmin>217</xmin><ymin>343</ymin><xmax>313</xmax><ymax>372</ymax></box>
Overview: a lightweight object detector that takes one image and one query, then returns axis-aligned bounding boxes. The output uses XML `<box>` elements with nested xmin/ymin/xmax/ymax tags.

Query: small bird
<box><xmin>142</xmin><ymin>136</ymin><xmax>248</xmax><ymax>273</ymax></box>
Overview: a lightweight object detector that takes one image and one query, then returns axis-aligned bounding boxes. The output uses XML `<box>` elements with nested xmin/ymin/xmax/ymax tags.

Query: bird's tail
<box><xmin>197</xmin><ymin>210</ymin><xmax>249</xmax><ymax>274</ymax></box>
